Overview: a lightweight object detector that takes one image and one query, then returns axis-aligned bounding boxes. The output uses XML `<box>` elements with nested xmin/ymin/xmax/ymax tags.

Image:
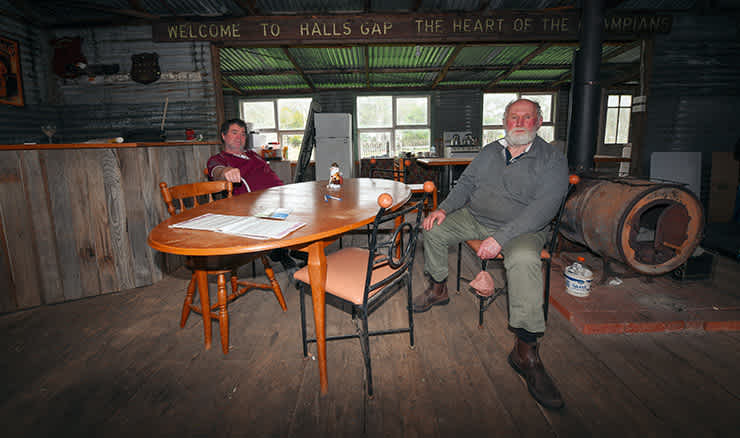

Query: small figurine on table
<box><xmin>328</xmin><ymin>162</ymin><xmax>343</xmax><ymax>189</ymax></box>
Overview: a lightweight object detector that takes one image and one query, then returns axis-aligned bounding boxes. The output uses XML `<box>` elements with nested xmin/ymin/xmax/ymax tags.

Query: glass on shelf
<box><xmin>41</xmin><ymin>124</ymin><xmax>57</xmax><ymax>144</ymax></box>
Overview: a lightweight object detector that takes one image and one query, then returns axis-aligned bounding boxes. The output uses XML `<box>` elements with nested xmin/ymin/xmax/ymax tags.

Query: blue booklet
<box><xmin>253</xmin><ymin>207</ymin><xmax>292</xmax><ymax>220</ymax></box>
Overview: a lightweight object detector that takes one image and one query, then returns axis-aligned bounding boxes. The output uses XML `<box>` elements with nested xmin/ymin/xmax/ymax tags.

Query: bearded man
<box><xmin>412</xmin><ymin>98</ymin><xmax>569</xmax><ymax>409</ymax></box>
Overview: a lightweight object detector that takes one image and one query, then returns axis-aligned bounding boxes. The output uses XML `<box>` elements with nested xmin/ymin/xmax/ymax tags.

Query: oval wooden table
<box><xmin>148</xmin><ymin>178</ymin><xmax>411</xmax><ymax>394</ymax></box>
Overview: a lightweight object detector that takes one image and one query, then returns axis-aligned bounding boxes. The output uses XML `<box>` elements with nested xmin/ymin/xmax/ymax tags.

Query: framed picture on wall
<box><xmin>0</xmin><ymin>36</ymin><xmax>24</xmax><ymax>107</ymax></box>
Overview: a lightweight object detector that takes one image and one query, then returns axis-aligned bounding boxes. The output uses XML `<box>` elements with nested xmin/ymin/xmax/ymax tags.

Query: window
<box><xmin>240</xmin><ymin>97</ymin><xmax>313</xmax><ymax>161</ymax></box>
<box><xmin>604</xmin><ymin>94</ymin><xmax>632</xmax><ymax>144</ymax></box>
<box><xmin>481</xmin><ymin>92</ymin><xmax>556</xmax><ymax>146</ymax></box>
<box><xmin>357</xmin><ymin>95</ymin><xmax>431</xmax><ymax>158</ymax></box>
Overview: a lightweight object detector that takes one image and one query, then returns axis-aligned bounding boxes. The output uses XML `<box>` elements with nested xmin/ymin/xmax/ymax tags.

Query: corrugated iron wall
<box><xmin>642</xmin><ymin>15</ymin><xmax>740</xmax><ymax>177</ymax></box>
<box><xmin>0</xmin><ymin>9</ymin><xmax>56</xmax><ymax>144</ymax></box>
<box><xmin>48</xmin><ymin>25</ymin><xmax>218</xmax><ymax>143</ymax></box>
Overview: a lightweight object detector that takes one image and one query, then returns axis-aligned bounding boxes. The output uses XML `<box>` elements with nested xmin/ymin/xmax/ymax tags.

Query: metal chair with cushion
<box><xmin>293</xmin><ymin>183</ymin><xmax>432</xmax><ymax>397</ymax></box>
<box><xmin>159</xmin><ymin>180</ymin><xmax>287</xmax><ymax>354</ymax></box>
<box><xmin>456</xmin><ymin>175</ymin><xmax>580</xmax><ymax>327</ymax></box>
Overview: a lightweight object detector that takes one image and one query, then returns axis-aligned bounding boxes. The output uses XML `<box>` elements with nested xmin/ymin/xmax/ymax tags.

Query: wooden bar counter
<box><xmin>0</xmin><ymin>141</ymin><xmax>221</xmax><ymax>312</ymax></box>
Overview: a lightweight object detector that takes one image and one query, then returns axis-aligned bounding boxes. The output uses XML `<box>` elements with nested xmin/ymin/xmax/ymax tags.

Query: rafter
<box><xmin>223</xmin><ymin>82</ymin><xmax>559</xmax><ymax>96</ymax></box>
<box><xmin>221</xmin><ymin>77</ymin><xmax>243</xmax><ymax>95</ymax></box>
<box><xmin>483</xmin><ymin>42</ymin><xmax>552</xmax><ymax>90</ymax></box>
<box><xmin>156</xmin><ymin>0</ymin><xmax>178</xmax><ymax>16</ymax></box>
<box><xmin>477</xmin><ymin>1</ymin><xmax>492</xmax><ymax>12</ymax></box>
<box><xmin>548</xmin><ymin>40</ymin><xmax>640</xmax><ymax>88</ymax></box>
<box><xmin>9</xmin><ymin>0</ymin><xmax>42</xmax><ymax>23</ymax></box>
<box><xmin>231</xmin><ymin>0</ymin><xmax>259</xmax><ymax>15</ymax></box>
<box><xmin>364</xmin><ymin>46</ymin><xmax>371</xmax><ymax>88</ymax></box>
<box><xmin>282</xmin><ymin>47</ymin><xmax>315</xmax><ymax>91</ymax></box>
<box><xmin>221</xmin><ymin>63</ymin><xmax>629</xmax><ymax>78</ymax></box>
<box><xmin>431</xmin><ymin>45</ymin><xmax>463</xmax><ymax>88</ymax></box>
<box><xmin>63</xmin><ymin>1</ymin><xmax>160</xmax><ymax>19</ymax></box>
<box><xmin>128</xmin><ymin>0</ymin><xmax>146</xmax><ymax>13</ymax></box>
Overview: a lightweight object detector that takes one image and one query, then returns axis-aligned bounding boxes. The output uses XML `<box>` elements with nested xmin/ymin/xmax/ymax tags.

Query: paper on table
<box><xmin>171</xmin><ymin>213</ymin><xmax>306</xmax><ymax>240</ymax></box>
<box><xmin>253</xmin><ymin>207</ymin><xmax>292</xmax><ymax>220</ymax></box>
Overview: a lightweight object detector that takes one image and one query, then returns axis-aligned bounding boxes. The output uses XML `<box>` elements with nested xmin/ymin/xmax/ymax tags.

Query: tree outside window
<box><xmin>357</xmin><ymin>95</ymin><xmax>430</xmax><ymax>158</ymax></box>
<box><xmin>240</xmin><ymin>97</ymin><xmax>313</xmax><ymax>161</ymax></box>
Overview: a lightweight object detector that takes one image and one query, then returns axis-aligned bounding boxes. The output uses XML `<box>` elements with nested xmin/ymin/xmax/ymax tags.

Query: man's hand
<box><xmin>423</xmin><ymin>209</ymin><xmax>446</xmax><ymax>231</ymax></box>
<box><xmin>220</xmin><ymin>167</ymin><xmax>242</xmax><ymax>183</ymax></box>
<box><xmin>477</xmin><ymin>236</ymin><xmax>502</xmax><ymax>260</ymax></box>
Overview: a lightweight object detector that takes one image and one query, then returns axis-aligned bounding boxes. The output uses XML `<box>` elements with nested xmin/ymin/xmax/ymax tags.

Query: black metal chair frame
<box><xmin>456</xmin><ymin>182</ymin><xmax>576</xmax><ymax>327</ymax></box>
<box><xmin>297</xmin><ymin>194</ymin><xmax>427</xmax><ymax>397</ymax></box>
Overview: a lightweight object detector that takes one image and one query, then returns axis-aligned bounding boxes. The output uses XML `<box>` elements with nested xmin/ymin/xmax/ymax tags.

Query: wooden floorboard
<box><xmin>1</xmin><ymin>238</ymin><xmax>739</xmax><ymax>438</ymax></box>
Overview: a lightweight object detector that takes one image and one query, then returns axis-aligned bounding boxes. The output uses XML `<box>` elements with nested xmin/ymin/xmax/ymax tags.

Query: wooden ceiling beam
<box><xmin>155</xmin><ymin>0</ymin><xmax>178</xmax><ymax>16</ymax></box>
<box><xmin>65</xmin><ymin>1</ymin><xmax>160</xmax><ymax>19</ymax></box>
<box><xmin>231</xmin><ymin>0</ymin><xmax>259</xmax><ymax>15</ymax></box>
<box><xmin>603</xmin><ymin>64</ymin><xmax>641</xmax><ymax>87</ymax></box>
<box><xmin>224</xmin><ymin>83</ymin><xmax>561</xmax><ymax>96</ymax></box>
<box><xmin>128</xmin><ymin>0</ymin><xmax>146</xmax><ymax>12</ymax></box>
<box><xmin>282</xmin><ymin>47</ymin><xmax>315</xmax><ymax>91</ymax></box>
<box><xmin>221</xmin><ymin>77</ymin><xmax>243</xmax><ymax>95</ymax></box>
<box><xmin>477</xmin><ymin>1</ymin><xmax>492</xmax><ymax>12</ymax></box>
<box><xmin>9</xmin><ymin>0</ymin><xmax>42</xmax><ymax>23</ymax></box>
<box><xmin>364</xmin><ymin>46</ymin><xmax>371</xmax><ymax>88</ymax></box>
<box><xmin>221</xmin><ymin>63</ymin><xmax>630</xmax><ymax>77</ymax></box>
<box><xmin>431</xmin><ymin>45</ymin><xmax>464</xmax><ymax>88</ymax></box>
<box><xmin>548</xmin><ymin>40</ymin><xmax>640</xmax><ymax>88</ymax></box>
<box><xmin>483</xmin><ymin>42</ymin><xmax>552</xmax><ymax>90</ymax></box>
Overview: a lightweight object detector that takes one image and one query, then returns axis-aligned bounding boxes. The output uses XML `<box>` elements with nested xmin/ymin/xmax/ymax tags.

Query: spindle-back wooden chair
<box><xmin>159</xmin><ymin>180</ymin><xmax>287</xmax><ymax>354</ymax></box>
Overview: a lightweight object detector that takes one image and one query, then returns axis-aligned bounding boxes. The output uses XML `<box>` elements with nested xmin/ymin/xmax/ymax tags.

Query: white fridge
<box><xmin>314</xmin><ymin>113</ymin><xmax>354</xmax><ymax>181</ymax></box>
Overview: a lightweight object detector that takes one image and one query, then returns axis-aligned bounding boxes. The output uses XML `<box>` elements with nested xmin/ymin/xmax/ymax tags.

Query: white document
<box><xmin>171</xmin><ymin>213</ymin><xmax>306</xmax><ymax>240</ymax></box>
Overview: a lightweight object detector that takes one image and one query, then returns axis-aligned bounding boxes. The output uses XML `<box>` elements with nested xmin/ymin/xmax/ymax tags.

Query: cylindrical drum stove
<box><xmin>559</xmin><ymin>177</ymin><xmax>704</xmax><ymax>275</ymax></box>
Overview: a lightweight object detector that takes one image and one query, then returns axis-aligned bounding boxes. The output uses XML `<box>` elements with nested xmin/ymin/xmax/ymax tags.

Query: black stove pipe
<box><xmin>567</xmin><ymin>0</ymin><xmax>605</xmax><ymax>174</ymax></box>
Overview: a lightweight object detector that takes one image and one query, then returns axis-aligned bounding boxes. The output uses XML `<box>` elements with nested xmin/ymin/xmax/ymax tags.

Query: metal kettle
<box><xmin>451</xmin><ymin>134</ymin><xmax>461</xmax><ymax>146</ymax></box>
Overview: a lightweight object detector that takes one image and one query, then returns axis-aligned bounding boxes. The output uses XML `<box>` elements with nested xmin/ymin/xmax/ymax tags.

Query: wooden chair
<box><xmin>159</xmin><ymin>180</ymin><xmax>287</xmax><ymax>354</ymax></box>
<box><xmin>294</xmin><ymin>184</ymin><xmax>433</xmax><ymax>397</ymax></box>
<box><xmin>370</xmin><ymin>158</ymin><xmax>438</xmax><ymax>212</ymax></box>
<box><xmin>456</xmin><ymin>175</ymin><xmax>580</xmax><ymax>327</ymax></box>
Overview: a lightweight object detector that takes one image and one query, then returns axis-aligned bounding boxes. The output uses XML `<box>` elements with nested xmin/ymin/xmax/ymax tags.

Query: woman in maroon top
<box><xmin>207</xmin><ymin>119</ymin><xmax>284</xmax><ymax>195</ymax></box>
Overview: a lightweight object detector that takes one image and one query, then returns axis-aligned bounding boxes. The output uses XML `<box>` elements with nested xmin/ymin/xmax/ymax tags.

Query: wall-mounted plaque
<box><xmin>0</xmin><ymin>36</ymin><xmax>24</xmax><ymax>107</ymax></box>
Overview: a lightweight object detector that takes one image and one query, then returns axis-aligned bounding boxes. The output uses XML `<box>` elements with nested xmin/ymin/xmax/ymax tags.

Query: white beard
<box><xmin>505</xmin><ymin>129</ymin><xmax>537</xmax><ymax>147</ymax></box>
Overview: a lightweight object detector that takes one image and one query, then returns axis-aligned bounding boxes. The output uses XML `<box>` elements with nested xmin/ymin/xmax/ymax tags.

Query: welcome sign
<box><xmin>153</xmin><ymin>12</ymin><xmax>672</xmax><ymax>45</ymax></box>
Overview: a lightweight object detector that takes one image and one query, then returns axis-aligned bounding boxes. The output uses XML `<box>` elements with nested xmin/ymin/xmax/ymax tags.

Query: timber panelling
<box><xmin>0</xmin><ymin>144</ymin><xmax>219</xmax><ymax>312</ymax></box>
<box><xmin>0</xmin><ymin>151</ymin><xmax>42</xmax><ymax>309</ymax></box>
<box><xmin>157</xmin><ymin>147</ymin><xmax>184</xmax><ymax>273</ymax></box>
<box><xmin>19</xmin><ymin>150</ymin><xmax>64</xmax><ymax>304</ymax></box>
<box><xmin>102</xmin><ymin>149</ymin><xmax>136</xmax><ymax>291</ymax></box>
<box><xmin>87</xmin><ymin>149</ymin><xmax>118</xmax><ymax>295</ymax></box>
<box><xmin>44</xmin><ymin>149</ymin><xmax>83</xmax><ymax>301</ymax></box>
<box><xmin>118</xmin><ymin>148</ymin><xmax>154</xmax><ymax>288</ymax></box>
<box><xmin>67</xmin><ymin>150</ymin><xmax>102</xmax><ymax>298</ymax></box>
<box><xmin>0</xmin><ymin>192</ymin><xmax>17</xmax><ymax>312</ymax></box>
<box><xmin>144</xmin><ymin>147</ymin><xmax>166</xmax><ymax>283</ymax></box>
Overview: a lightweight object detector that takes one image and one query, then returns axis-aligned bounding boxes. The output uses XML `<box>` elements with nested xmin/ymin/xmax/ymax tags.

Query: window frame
<box><xmin>481</xmin><ymin>91</ymin><xmax>557</xmax><ymax>146</ymax></box>
<box><xmin>239</xmin><ymin>97</ymin><xmax>313</xmax><ymax>161</ymax></box>
<box><xmin>356</xmin><ymin>94</ymin><xmax>432</xmax><ymax>159</ymax></box>
<box><xmin>602</xmin><ymin>92</ymin><xmax>633</xmax><ymax>145</ymax></box>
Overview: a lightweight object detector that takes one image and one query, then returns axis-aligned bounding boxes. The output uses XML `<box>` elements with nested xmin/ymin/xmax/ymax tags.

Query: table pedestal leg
<box><xmin>306</xmin><ymin>241</ymin><xmax>329</xmax><ymax>394</ymax></box>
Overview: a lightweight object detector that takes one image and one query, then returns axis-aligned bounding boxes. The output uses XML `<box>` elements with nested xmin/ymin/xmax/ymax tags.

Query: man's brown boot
<box><xmin>508</xmin><ymin>338</ymin><xmax>565</xmax><ymax>410</ymax></box>
<box><xmin>411</xmin><ymin>280</ymin><xmax>449</xmax><ymax>313</ymax></box>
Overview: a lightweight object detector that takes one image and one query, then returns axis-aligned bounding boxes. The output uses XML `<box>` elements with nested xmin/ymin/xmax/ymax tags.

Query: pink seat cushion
<box><xmin>293</xmin><ymin>247</ymin><xmax>401</xmax><ymax>305</ymax></box>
